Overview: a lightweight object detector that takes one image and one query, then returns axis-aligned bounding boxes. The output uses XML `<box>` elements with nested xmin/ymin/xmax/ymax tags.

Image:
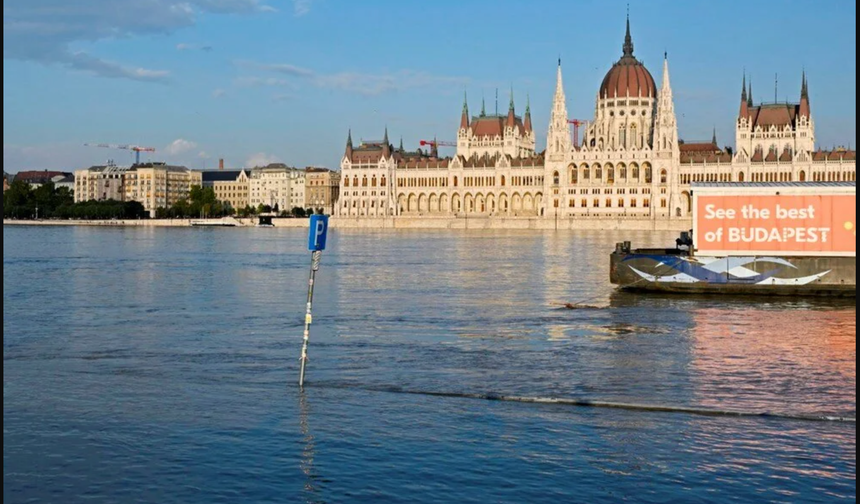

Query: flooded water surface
<box><xmin>3</xmin><ymin>226</ymin><xmax>856</xmax><ymax>503</ymax></box>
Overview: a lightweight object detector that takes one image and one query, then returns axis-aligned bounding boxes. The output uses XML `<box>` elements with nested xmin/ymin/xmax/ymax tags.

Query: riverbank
<box><xmin>4</xmin><ymin>216</ymin><xmax>691</xmax><ymax>231</ymax></box>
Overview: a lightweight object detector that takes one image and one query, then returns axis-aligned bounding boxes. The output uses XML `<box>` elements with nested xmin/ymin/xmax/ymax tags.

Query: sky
<box><xmin>3</xmin><ymin>0</ymin><xmax>857</xmax><ymax>173</ymax></box>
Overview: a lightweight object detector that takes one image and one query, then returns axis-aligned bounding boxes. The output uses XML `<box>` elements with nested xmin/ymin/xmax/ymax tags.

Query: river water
<box><xmin>3</xmin><ymin>226</ymin><xmax>856</xmax><ymax>503</ymax></box>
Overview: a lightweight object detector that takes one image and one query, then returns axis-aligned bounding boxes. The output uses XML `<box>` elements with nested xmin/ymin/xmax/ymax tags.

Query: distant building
<box><xmin>248</xmin><ymin>164</ymin><xmax>306</xmax><ymax>211</ymax></box>
<box><xmin>290</xmin><ymin>169</ymin><xmax>306</xmax><ymax>210</ymax></box>
<box><xmin>207</xmin><ymin>170</ymin><xmax>250</xmax><ymax>211</ymax></box>
<box><xmin>338</xmin><ymin>15</ymin><xmax>855</xmax><ymax>221</ymax></box>
<box><xmin>15</xmin><ymin>170</ymin><xmax>72</xmax><ymax>189</ymax></box>
<box><xmin>51</xmin><ymin>174</ymin><xmax>75</xmax><ymax>194</ymax></box>
<box><xmin>123</xmin><ymin>163</ymin><xmax>202</xmax><ymax>217</ymax></box>
<box><xmin>74</xmin><ymin>165</ymin><xmax>129</xmax><ymax>202</ymax></box>
<box><xmin>3</xmin><ymin>173</ymin><xmax>10</xmax><ymax>193</ymax></box>
<box><xmin>305</xmin><ymin>168</ymin><xmax>341</xmax><ymax>214</ymax></box>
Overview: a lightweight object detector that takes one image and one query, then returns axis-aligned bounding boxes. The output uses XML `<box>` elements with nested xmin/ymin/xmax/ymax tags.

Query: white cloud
<box><xmin>166</xmin><ymin>139</ymin><xmax>198</xmax><ymax>155</ymax></box>
<box><xmin>245</xmin><ymin>152</ymin><xmax>280</xmax><ymax>167</ymax></box>
<box><xmin>293</xmin><ymin>0</ymin><xmax>312</xmax><ymax>17</ymax></box>
<box><xmin>177</xmin><ymin>43</ymin><xmax>214</xmax><ymax>52</ymax></box>
<box><xmin>234</xmin><ymin>76</ymin><xmax>293</xmax><ymax>88</ymax></box>
<box><xmin>3</xmin><ymin>0</ymin><xmax>272</xmax><ymax>82</ymax></box>
<box><xmin>238</xmin><ymin>60</ymin><xmax>470</xmax><ymax>96</ymax></box>
<box><xmin>198</xmin><ymin>151</ymin><xmax>210</xmax><ymax>159</ymax></box>
<box><xmin>212</xmin><ymin>88</ymin><xmax>227</xmax><ymax>98</ymax></box>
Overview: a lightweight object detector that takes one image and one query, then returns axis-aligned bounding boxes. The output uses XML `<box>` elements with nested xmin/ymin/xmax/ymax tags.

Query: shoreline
<box><xmin>3</xmin><ymin>217</ymin><xmax>691</xmax><ymax>231</ymax></box>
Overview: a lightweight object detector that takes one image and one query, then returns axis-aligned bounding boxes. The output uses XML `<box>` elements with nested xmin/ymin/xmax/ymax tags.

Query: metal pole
<box><xmin>299</xmin><ymin>250</ymin><xmax>322</xmax><ymax>388</ymax></box>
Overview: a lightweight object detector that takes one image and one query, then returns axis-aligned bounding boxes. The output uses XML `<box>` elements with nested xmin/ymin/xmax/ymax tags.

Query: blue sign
<box><xmin>308</xmin><ymin>215</ymin><xmax>329</xmax><ymax>251</ymax></box>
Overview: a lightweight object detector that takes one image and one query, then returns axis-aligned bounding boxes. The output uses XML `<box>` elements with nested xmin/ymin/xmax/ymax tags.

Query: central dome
<box><xmin>598</xmin><ymin>18</ymin><xmax>656</xmax><ymax>99</ymax></box>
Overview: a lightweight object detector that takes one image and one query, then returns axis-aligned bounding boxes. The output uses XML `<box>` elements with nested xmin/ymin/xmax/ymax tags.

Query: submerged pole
<box><xmin>299</xmin><ymin>215</ymin><xmax>329</xmax><ymax>388</ymax></box>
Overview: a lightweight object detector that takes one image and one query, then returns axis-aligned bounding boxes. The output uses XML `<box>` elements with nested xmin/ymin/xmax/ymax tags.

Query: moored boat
<box><xmin>611</xmin><ymin>182</ymin><xmax>856</xmax><ymax>296</ymax></box>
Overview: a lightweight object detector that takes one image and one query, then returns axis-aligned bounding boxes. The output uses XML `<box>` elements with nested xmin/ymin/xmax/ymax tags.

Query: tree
<box><xmin>291</xmin><ymin>207</ymin><xmax>306</xmax><ymax>218</ymax></box>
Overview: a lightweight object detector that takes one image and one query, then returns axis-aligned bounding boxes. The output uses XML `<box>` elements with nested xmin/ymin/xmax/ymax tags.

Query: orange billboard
<box><xmin>695</xmin><ymin>194</ymin><xmax>856</xmax><ymax>256</ymax></box>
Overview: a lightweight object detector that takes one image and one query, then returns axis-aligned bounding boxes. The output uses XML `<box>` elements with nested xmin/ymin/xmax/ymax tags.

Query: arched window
<box><xmin>595</xmin><ymin>165</ymin><xmax>603</xmax><ymax>181</ymax></box>
<box><xmin>607</xmin><ymin>167</ymin><xmax>615</xmax><ymax>184</ymax></box>
<box><xmin>660</xmin><ymin>169</ymin><xmax>668</xmax><ymax>184</ymax></box>
<box><xmin>645</xmin><ymin>166</ymin><xmax>653</xmax><ymax>184</ymax></box>
<box><xmin>553</xmin><ymin>171</ymin><xmax>560</xmax><ymax>186</ymax></box>
<box><xmin>371</xmin><ymin>176</ymin><xmax>377</xmax><ymax>187</ymax></box>
<box><xmin>738</xmin><ymin>171</ymin><xmax>745</xmax><ymax>182</ymax></box>
<box><xmin>353</xmin><ymin>176</ymin><xmax>359</xmax><ymax>187</ymax></box>
<box><xmin>583</xmin><ymin>168</ymin><xmax>590</xmax><ymax>180</ymax></box>
<box><xmin>501</xmin><ymin>176</ymin><xmax>506</xmax><ymax>187</ymax></box>
<box><xmin>362</xmin><ymin>176</ymin><xmax>368</xmax><ymax>187</ymax></box>
<box><xmin>571</xmin><ymin>169</ymin><xmax>578</xmax><ymax>184</ymax></box>
<box><xmin>344</xmin><ymin>177</ymin><xmax>350</xmax><ymax>187</ymax></box>
<box><xmin>454</xmin><ymin>176</ymin><xmax>459</xmax><ymax>187</ymax></box>
<box><xmin>381</xmin><ymin>176</ymin><xmax>387</xmax><ymax>187</ymax></box>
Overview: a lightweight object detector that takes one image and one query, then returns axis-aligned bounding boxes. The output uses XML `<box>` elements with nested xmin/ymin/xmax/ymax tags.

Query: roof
<box><xmin>749</xmin><ymin>103</ymin><xmax>799</xmax><ymax>129</ymax></box>
<box><xmin>14</xmin><ymin>170</ymin><xmax>70</xmax><ymax>183</ymax></box>
<box><xmin>469</xmin><ymin>115</ymin><xmax>526</xmax><ymax>138</ymax></box>
<box><xmin>599</xmin><ymin>17</ymin><xmax>655</xmax><ymax>99</ymax></box>
<box><xmin>679</xmin><ymin>142</ymin><xmax>720</xmax><ymax>153</ymax></box>
<box><xmin>812</xmin><ymin>149</ymin><xmax>856</xmax><ymax>162</ymax></box>
<box><xmin>52</xmin><ymin>175</ymin><xmax>75</xmax><ymax>184</ymax></box>
<box><xmin>201</xmin><ymin>170</ymin><xmax>244</xmax><ymax>183</ymax></box>
<box><xmin>127</xmin><ymin>164</ymin><xmax>192</xmax><ymax>173</ymax></box>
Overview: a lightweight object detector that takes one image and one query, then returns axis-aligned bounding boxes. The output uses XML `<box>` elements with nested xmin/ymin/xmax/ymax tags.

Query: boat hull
<box><xmin>610</xmin><ymin>250</ymin><xmax>856</xmax><ymax>297</ymax></box>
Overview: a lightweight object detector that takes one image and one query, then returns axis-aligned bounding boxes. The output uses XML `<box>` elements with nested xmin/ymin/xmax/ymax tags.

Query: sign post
<box><xmin>299</xmin><ymin>214</ymin><xmax>329</xmax><ymax>388</ymax></box>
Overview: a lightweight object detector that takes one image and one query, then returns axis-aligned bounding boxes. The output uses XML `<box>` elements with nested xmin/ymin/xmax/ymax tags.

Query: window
<box><xmin>661</xmin><ymin>170</ymin><xmax>668</xmax><ymax>184</ymax></box>
<box><xmin>553</xmin><ymin>171</ymin><xmax>560</xmax><ymax>185</ymax></box>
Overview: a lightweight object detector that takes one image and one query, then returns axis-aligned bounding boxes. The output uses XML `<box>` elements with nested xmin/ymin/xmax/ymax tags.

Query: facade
<box><xmin>74</xmin><ymin>165</ymin><xmax>129</xmax><ymax>203</ymax></box>
<box><xmin>337</xmin><ymin>16</ymin><xmax>855</xmax><ymax>222</ymax></box>
<box><xmin>210</xmin><ymin>170</ymin><xmax>250</xmax><ymax>211</ymax></box>
<box><xmin>248</xmin><ymin>164</ymin><xmax>306</xmax><ymax>211</ymax></box>
<box><xmin>290</xmin><ymin>169</ymin><xmax>306</xmax><ymax>210</ymax></box>
<box><xmin>123</xmin><ymin>163</ymin><xmax>202</xmax><ymax>217</ymax></box>
<box><xmin>305</xmin><ymin>168</ymin><xmax>341</xmax><ymax>214</ymax></box>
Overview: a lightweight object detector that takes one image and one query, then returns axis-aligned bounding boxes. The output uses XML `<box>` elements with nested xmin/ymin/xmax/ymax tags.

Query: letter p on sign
<box><xmin>308</xmin><ymin>215</ymin><xmax>329</xmax><ymax>251</ymax></box>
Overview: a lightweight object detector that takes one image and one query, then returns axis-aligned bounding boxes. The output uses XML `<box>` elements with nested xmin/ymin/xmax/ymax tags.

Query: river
<box><xmin>3</xmin><ymin>225</ymin><xmax>856</xmax><ymax>503</ymax></box>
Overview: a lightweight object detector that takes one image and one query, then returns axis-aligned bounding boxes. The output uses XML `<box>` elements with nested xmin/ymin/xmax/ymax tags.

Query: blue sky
<box><xmin>3</xmin><ymin>0</ymin><xmax>856</xmax><ymax>173</ymax></box>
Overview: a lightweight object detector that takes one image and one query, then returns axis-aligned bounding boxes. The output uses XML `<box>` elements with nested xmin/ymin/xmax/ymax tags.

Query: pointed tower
<box><xmin>524</xmin><ymin>94</ymin><xmax>533</xmax><ymax>133</ymax></box>
<box><xmin>796</xmin><ymin>71</ymin><xmax>815</xmax><ymax>152</ymax></box>
<box><xmin>799</xmin><ymin>71</ymin><xmax>810</xmax><ymax>117</ymax></box>
<box><xmin>739</xmin><ymin>73</ymin><xmax>749</xmax><ymax>119</ymax></box>
<box><xmin>481</xmin><ymin>96</ymin><xmax>486</xmax><ymax>117</ymax></box>
<box><xmin>506</xmin><ymin>87</ymin><xmax>516</xmax><ymax>129</ymax></box>
<box><xmin>623</xmin><ymin>12</ymin><xmax>634</xmax><ymax>57</ymax></box>
<box><xmin>748</xmin><ymin>79</ymin><xmax>753</xmax><ymax>107</ymax></box>
<box><xmin>547</xmin><ymin>59</ymin><xmax>571</xmax><ymax>157</ymax></box>
<box><xmin>654</xmin><ymin>54</ymin><xmax>678</xmax><ymax>153</ymax></box>
<box><xmin>382</xmin><ymin>127</ymin><xmax>391</xmax><ymax>158</ymax></box>
<box><xmin>345</xmin><ymin>129</ymin><xmax>354</xmax><ymax>160</ymax></box>
<box><xmin>460</xmin><ymin>91</ymin><xmax>470</xmax><ymax>130</ymax></box>
<box><xmin>399</xmin><ymin>137</ymin><xmax>404</xmax><ymax>153</ymax></box>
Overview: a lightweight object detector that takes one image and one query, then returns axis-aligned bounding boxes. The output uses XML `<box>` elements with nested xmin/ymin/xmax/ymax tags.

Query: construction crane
<box><xmin>567</xmin><ymin>119</ymin><xmax>586</xmax><ymax>148</ymax></box>
<box><xmin>84</xmin><ymin>143</ymin><xmax>156</xmax><ymax>164</ymax></box>
<box><xmin>419</xmin><ymin>140</ymin><xmax>457</xmax><ymax>149</ymax></box>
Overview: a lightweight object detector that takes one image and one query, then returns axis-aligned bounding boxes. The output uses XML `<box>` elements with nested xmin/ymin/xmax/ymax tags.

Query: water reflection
<box><xmin>299</xmin><ymin>391</ymin><xmax>325</xmax><ymax>504</ymax></box>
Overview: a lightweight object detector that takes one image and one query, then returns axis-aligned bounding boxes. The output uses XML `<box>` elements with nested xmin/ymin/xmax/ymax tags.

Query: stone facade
<box><xmin>305</xmin><ymin>168</ymin><xmax>341</xmax><ymax>214</ymax></box>
<box><xmin>212</xmin><ymin>170</ymin><xmax>250</xmax><ymax>211</ymax></box>
<box><xmin>74</xmin><ymin>165</ymin><xmax>129</xmax><ymax>203</ymax></box>
<box><xmin>248</xmin><ymin>164</ymin><xmax>307</xmax><ymax>211</ymax></box>
<box><xmin>337</xmin><ymin>15</ymin><xmax>855</xmax><ymax>223</ymax></box>
<box><xmin>123</xmin><ymin>164</ymin><xmax>202</xmax><ymax>217</ymax></box>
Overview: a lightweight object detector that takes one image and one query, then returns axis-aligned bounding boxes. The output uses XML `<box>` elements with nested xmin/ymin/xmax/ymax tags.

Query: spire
<box><xmin>460</xmin><ymin>91</ymin><xmax>470</xmax><ymax>130</ymax></box>
<box><xmin>481</xmin><ymin>95</ymin><xmax>486</xmax><ymax>117</ymax></box>
<box><xmin>739</xmin><ymin>73</ymin><xmax>749</xmax><ymax>118</ymax></box>
<box><xmin>555</xmin><ymin>59</ymin><xmax>564</xmax><ymax>98</ymax></box>
<box><xmin>800</xmin><ymin>70</ymin><xmax>810</xmax><ymax>117</ymax></box>
<box><xmin>712</xmin><ymin>127</ymin><xmax>717</xmax><ymax>146</ymax></box>
<box><xmin>345</xmin><ymin>129</ymin><xmax>353</xmax><ymax>158</ymax></box>
<box><xmin>399</xmin><ymin>136</ymin><xmax>404</xmax><ymax>152</ymax></box>
<box><xmin>741</xmin><ymin>72</ymin><xmax>747</xmax><ymax>102</ymax></box>
<box><xmin>622</xmin><ymin>9</ymin><xmax>634</xmax><ymax>57</ymax></box>
<box><xmin>382</xmin><ymin>126</ymin><xmax>391</xmax><ymax>157</ymax></box>
<box><xmin>661</xmin><ymin>53</ymin><xmax>671</xmax><ymax>91</ymax></box>
<box><xmin>524</xmin><ymin>93</ymin><xmax>532</xmax><ymax>132</ymax></box>
<box><xmin>748</xmin><ymin>79</ymin><xmax>753</xmax><ymax>107</ymax></box>
<box><xmin>506</xmin><ymin>87</ymin><xmax>516</xmax><ymax>128</ymax></box>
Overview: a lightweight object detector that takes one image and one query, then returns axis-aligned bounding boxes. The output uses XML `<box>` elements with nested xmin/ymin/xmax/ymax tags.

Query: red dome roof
<box><xmin>598</xmin><ymin>17</ymin><xmax>656</xmax><ymax>99</ymax></box>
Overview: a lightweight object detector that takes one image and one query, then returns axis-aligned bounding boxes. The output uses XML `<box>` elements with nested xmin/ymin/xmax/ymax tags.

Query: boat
<box><xmin>256</xmin><ymin>216</ymin><xmax>275</xmax><ymax>227</ymax></box>
<box><xmin>611</xmin><ymin>182</ymin><xmax>856</xmax><ymax>297</ymax></box>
